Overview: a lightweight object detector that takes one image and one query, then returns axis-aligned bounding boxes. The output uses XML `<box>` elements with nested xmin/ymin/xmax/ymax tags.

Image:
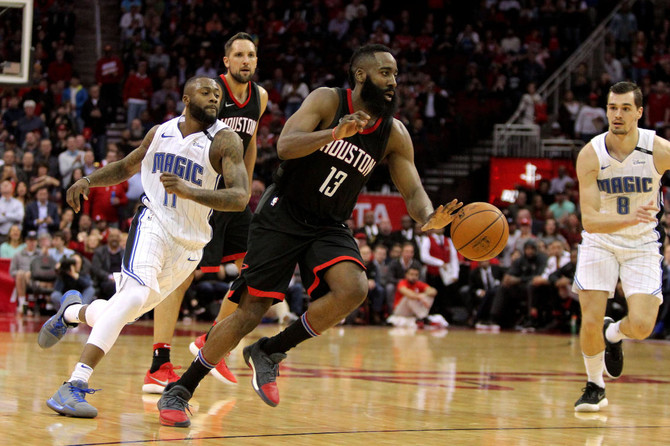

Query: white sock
<box><xmin>64</xmin><ymin>304</ymin><xmax>83</xmax><ymax>324</ymax></box>
<box><xmin>606</xmin><ymin>320</ymin><xmax>629</xmax><ymax>343</ymax></box>
<box><xmin>69</xmin><ymin>362</ymin><xmax>94</xmax><ymax>384</ymax></box>
<box><xmin>583</xmin><ymin>352</ymin><xmax>606</xmax><ymax>388</ymax></box>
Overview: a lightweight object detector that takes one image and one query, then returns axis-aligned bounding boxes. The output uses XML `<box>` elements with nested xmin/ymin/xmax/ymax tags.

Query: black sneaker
<box><xmin>242</xmin><ymin>337</ymin><xmax>286</xmax><ymax>407</ymax></box>
<box><xmin>574</xmin><ymin>382</ymin><xmax>608</xmax><ymax>412</ymax></box>
<box><xmin>157</xmin><ymin>384</ymin><xmax>192</xmax><ymax>427</ymax></box>
<box><xmin>603</xmin><ymin>317</ymin><xmax>623</xmax><ymax>379</ymax></box>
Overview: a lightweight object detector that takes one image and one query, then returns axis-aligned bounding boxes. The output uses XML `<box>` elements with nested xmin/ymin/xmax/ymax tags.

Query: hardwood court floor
<box><xmin>2</xmin><ymin>315</ymin><xmax>670</xmax><ymax>445</ymax></box>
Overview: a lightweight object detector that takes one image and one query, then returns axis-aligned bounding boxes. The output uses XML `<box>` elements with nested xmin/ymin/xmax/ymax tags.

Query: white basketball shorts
<box><xmin>573</xmin><ymin>232</ymin><xmax>663</xmax><ymax>300</ymax></box>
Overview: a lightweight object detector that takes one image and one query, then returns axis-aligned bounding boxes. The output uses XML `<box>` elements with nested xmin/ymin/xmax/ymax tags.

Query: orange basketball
<box><xmin>450</xmin><ymin>202</ymin><xmax>509</xmax><ymax>261</ymax></box>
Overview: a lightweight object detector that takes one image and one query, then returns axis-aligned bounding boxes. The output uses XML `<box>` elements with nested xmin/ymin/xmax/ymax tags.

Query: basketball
<box><xmin>450</xmin><ymin>202</ymin><xmax>509</xmax><ymax>261</ymax></box>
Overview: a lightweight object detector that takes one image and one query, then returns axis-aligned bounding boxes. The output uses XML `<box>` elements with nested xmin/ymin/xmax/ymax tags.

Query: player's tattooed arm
<box><xmin>165</xmin><ymin>129</ymin><xmax>249</xmax><ymax>211</ymax></box>
<box><xmin>66</xmin><ymin>126</ymin><xmax>157</xmax><ymax>213</ymax></box>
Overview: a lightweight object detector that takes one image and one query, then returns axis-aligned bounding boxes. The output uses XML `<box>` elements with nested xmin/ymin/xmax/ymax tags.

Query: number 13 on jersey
<box><xmin>319</xmin><ymin>167</ymin><xmax>348</xmax><ymax>197</ymax></box>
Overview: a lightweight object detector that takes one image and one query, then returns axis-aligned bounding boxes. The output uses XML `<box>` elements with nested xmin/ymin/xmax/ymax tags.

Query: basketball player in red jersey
<box><xmin>143</xmin><ymin>33</ymin><xmax>268</xmax><ymax>393</ymax></box>
<box><xmin>157</xmin><ymin>44</ymin><xmax>462</xmax><ymax>427</ymax></box>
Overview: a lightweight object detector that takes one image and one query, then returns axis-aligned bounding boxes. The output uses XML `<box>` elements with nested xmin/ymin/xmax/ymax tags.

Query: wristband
<box><xmin>83</xmin><ymin>176</ymin><xmax>91</xmax><ymax>184</ymax></box>
<box><xmin>332</xmin><ymin>127</ymin><xmax>340</xmax><ymax>141</ymax></box>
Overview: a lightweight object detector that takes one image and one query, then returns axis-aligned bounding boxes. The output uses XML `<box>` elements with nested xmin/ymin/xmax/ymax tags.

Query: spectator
<box><xmin>81</xmin><ymin>84</ymin><xmax>112</xmax><ymax>161</ymax></box>
<box><xmin>13</xmin><ymin>181</ymin><xmax>29</xmax><ymax>206</ymax></box>
<box><xmin>23</xmin><ymin>186</ymin><xmax>60</xmax><ymax>235</ymax></box>
<box><xmin>0</xmin><ymin>224</ymin><xmax>24</xmax><ymax>259</ymax></box>
<box><xmin>574</xmin><ymin>93</ymin><xmax>607</xmax><ymax>142</ymax></box>
<box><xmin>354</xmin><ymin>210</ymin><xmax>379</xmax><ymax>246</ymax></box>
<box><xmin>506</xmin><ymin>190</ymin><xmax>530</xmax><ymax>222</ymax></box>
<box><xmin>62</xmin><ymin>74</ymin><xmax>89</xmax><ymax>126</ymax></box>
<box><xmin>547</xmin><ymin>246</ymin><xmax>580</xmax><ymax>332</ymax></box>
<box><xmin>526</xmin><ymin>240</ymin><xmax>572</xmax><ymax>330</ymax></box>
<box><xmin>387</xmin><ymin>266</ymin><xmax>448</xmax><ymax>328</ymax></box>
<box><xmin>603</xmin><ymin>51</ymin><xmax>625</xmax><ymax>84</ymax></box>
<box><xmin>48</xmin><ymin>230</ymin><xmax>75</xmax><ymax>263</ymax></box>
<box><xmin>30</xmin><ymin>162</ymin><xmax>60</xmax><ymax>195</ymax></box>
<box><xmin>355</xmin><ymin>244</ymin><xmax>386</xmax><ymax>325</ymax></box>
<box><xmin>539</xmin><ymin>217</ymin><xmax>569</xmax><ymax>248</ymax></box>
<box><xmin>281</xmin><ymin>72</ymin><xmax>310</xmax><ymax>118</ymax></box>
<box><xmin>17</xmin><ymin>100</ymin><xmax>46</xmax><ymax>146</ymax></box>
<box><xmin>9</xmin><ymin>230</ymin><xmax>39</xmax><ymax>313</ymax></box>
<box><xmin>16</xmin><ymin>151</ymin><xmax>36</xmax><ymax>186</ymax></box>
<box><xmin>195</xmin><ymin>58</ymin><xmax>217</xmax><ymax>79</ymax></box>
<box><xmin>95</xmin><ymin>45</ymin><xmax>124</xmax><ymax>111</ymax></box>
<box><xmin>123</xmin><ymin>60</ymin><xmax>153</xmax><ymax>125</ymax></box>
<box><xmin>82</xmin><ymin>180</ymin><xmax>128</xmax><ymax>228</ymax></box>
<box><xmin>644</xmin><ymin>81</ymin><xmax>670</xmax><ymax>131</ymax></box>
<box><xmin>548</xmin><ymin>191</ymin><xmax>577</xmax><ymax>224</ymax></box>
<box><xmin>490</xmin><ymin>239</ymin><xmax>548</xmax><ymax>328</ymax></box>
<box><xmin>3</xmin><ymin>96</ymin><xmax>24</xmax><ymax>139</ymax></box>
<box><xmin>558</xmin><ymin>90</ymin><xmax>582</xmax><ymax>138</ymax></box>
<box><xmin>328</xmin><ymin>10</ymin><xmax>350</xmax><ymax>41</ymax></box>
<box><xmin>548</xmin><ymin>165</ymin><xmax>575</xmax><ymax>195</ymax></box>
<box><xmin>518</xmin><ymin>82</ymin><xmax>546</xmax><ymax>125</ymax></box>
<box><xmin>58</xmin><ymin>135</ymin><xmax>83</xmax><ymax>187</ymax></box>
<box><xmin>0</xmin><ymin>180</ymin><xmax>24</xmax><ymax>244</ymax></box>
<box><xmin>35</xmin><ymin>139</ymin><xmax>59</xmax><ymax>178</ymax></box>
<box><xmin>91</xmin><ymin>228</ymin><xmax>123</xmax><ymax>300</ymax></box>
<box><xmin>345</xmin><ymin>0</ymin><xmax>367</xmax><ymax>22</ymax></box>
<box><xmin>470</xmin><ymin>259</ymin><xmax>505</xmax><ymax>329</ymax></box>
<box><xmin>391</xmin><ymin>215</ymin><xmax>418</xmax><ymax>252</ymax></box>
<box><xmin>419</xmin><ymin>227</ymin><xmax>460</xmax><ymax>322</ymax></box>
<box><xmin>560</xmin><ymin>212</ymin><xmax>583</xmax><ymax>248</ymax></box>
<box><xmin>21</xmin><ymin>131</ymin><xmax>40</xmax><ymax>159</ymax></box>
<box><xmin>81</xmin><ymin>150</ymin><xmax>97</xmax><ymax>176</ymax></box>
<box><xmin>50</xmin><ymin>254</ymin><xmax>95</xmax><ymax>310</ymax></box>
<box><xmin>46</xmin><ymin>49</ymin><xmax>72</xmax><ymax>83</ymax></box>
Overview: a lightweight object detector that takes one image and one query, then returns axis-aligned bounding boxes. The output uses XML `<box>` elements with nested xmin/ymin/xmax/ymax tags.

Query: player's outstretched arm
<box><xmin>386</xmin><ymin>119</ymin><xmax>462</xmax><ymax>228</ymax></box>
<box><xmin>161</xmin><ymin>129</ymin><xmax>249</xmax><ymax>212</ymax></box>
<box><xmin>66</xmin><ymin>125</ymin><xmax>158</xmax><ymax>213</ymax></box>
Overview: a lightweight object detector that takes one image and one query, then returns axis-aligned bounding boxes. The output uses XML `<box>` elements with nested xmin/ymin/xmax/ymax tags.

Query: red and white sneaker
<box><xmin>189</xmin><ymin>332</ymin><xmax>238</xmax><ymax>385</ymax></box>
<box><xmin>142</xmin><ymin>362</ymin><xmax>181</xmax><ymax>394</ymax></box>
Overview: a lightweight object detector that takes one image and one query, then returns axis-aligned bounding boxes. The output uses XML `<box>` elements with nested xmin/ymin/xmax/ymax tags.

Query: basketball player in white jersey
<box><xmin>573</xmin><ymin>81</ymin><xmax>670</xmax><ymax>412</ymax></box>
<box><xmin>36</xmin><ymin>76</ymin><xmax>249</xmax><ymax>418</ymax></box>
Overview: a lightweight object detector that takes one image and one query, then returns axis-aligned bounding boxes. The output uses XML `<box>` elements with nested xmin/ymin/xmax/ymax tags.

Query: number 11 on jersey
<box><xmin>163</xmin><ymin>191</ymin><xmax>177</xmax><ymax>207</ymax></box>
<box><xmin>319</xmin><ymin>167</ymin><xmax>348</xmax><ymax>197</ymax></box>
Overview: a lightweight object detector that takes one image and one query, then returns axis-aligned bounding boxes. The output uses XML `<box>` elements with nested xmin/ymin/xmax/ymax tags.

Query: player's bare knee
<box><xmin>627</xmin><ymin>317</ymin><xmax>655</xmax><ymax>339</ymax></box>
<box><xmin>333</xmin><ymin>277</ymin><xmax>367</xmax><ymax>309</ymax></box>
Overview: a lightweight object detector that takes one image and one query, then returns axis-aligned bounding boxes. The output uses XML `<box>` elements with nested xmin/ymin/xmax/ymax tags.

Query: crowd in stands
<box><xmin>3</xmin><ymin>1</ymin><xmax>670</xmax><ymax>334</ymax></box>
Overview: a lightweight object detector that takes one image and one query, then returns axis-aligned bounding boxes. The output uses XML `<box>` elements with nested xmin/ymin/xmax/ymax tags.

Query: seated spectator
<box><xmin>14</xmin><ymin>181</ymin><xmax>29</xmax><ymax>207</ymax></box>
<box><xmin>9</xmin><ymin>230</ymin><xmax>39</xmax><ymax>312</ymax></box>
<box><xmin>574</xmin><ymin>93</ymin><xmax>607</xmax><ymax>142</ymax></box>
<box><xmin>17</xmin><ymin>100</ymin><xmax>46</xmax><ymax>146</ymax></box>
<box><xmin>0</xmin><ymin>180</ymin><xmax>25</xmax><ymax>244</ymax></box>
<box><xmin>387</xmin><ymin>266</ymin><xmax>448</xmax><ymax>328</ymax></box>
<box><xmin>548</xmin><ymin>190</ymin><xmax>577</xmax><ymax>225</ymax></box>
<box><xmin>560</xmin><ymin>212</ymin><xmax>583</xmax><ymax>248</ymax></box>
<box><xmin>469</xmin><ymin>259</ymin><xmax>505</xmax><ymax>329</ymax></box>
<box><xmin>526</xmin><ymin>240</ymin><xmax>572</xmax><ymax>330</ymax></box>
<box><xmin>547</xmin><ymin>246</ymin><xmax>580</xmax><ymax>332</ymax></box>
<box><xmin>29</xmin><ymin>162</ymin><xmax>60</xmax><ymax>195</ymax></box>
<box><xmin>16</xmin><ymin>151</ymin><xmax>37</xmax><ymax>185</ymax></box>
<box><xmin>490</xmin><ymin>240</ymin><xmax>548</xmax><ymax>328</ymax></box>
<box><xmin>548</xmin><ymin>165</ymin><xmax>575</xmax><ymax>195</ymax></box>
<box><xmin>48</xmin><ymin>230</ymin><xmax>75</xmax><ymax>263</ymax></box>
<box><xmin>387</xmin><ymin>242</ymin><xmax>424</xmax><ymax>312</ymax></box>
<box><xmin>50</xmin><ymin>255</ymin><xmax>96</xmax><ymax>310</ymax></box>
<box><xmin>0</xmin><ymin>224</ymin><xmax>24</xmax><ymax>259</ymax></box>
<box><xmin>26</xmin><ymin>232</ymin><xmax>57</xmax><ymax>313</ymax></box>
<box><xmin>391</xmin><ymin>215</ymin><xmax>418</xmax><ymax>252</ymax></box>
<box><xmin>82</xmin><ymin>178</ymin><xmax>128</xmax><ymax>228</ymax></box>
<box><xmin>91</xmin><ymin>228</ymin><xmax>123</xmax><ymax>299</ymax></box>
<box><xmin>354</xmin><ymin>210</ymin><xmax>379</xmax><ymax>246</ymax></box>
<box><xmin>23</xmin><ymin>186</ymin><xmax>60</xmax><ymax>236</ymax></box>
<box><xmin>538</xmin><ymin>217</ymin><xmax>568</xmax><ymax>248</ymax></box>
<box><xmin>352</xmin><ymin>245</ymin><xmax>385</xmax><ymax>325</ymax></box>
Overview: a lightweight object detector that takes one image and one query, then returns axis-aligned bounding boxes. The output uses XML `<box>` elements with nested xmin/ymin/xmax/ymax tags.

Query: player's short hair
<box><xmin>184</xmin><ymin>76</ymin><xmax>218</xmax><ymax>94</ymax></box>
<box><xmin>224</xmin><ymin>32</ymin><xmax>257</xmax><ymax>56</ymax></box>
<box><xmin>609</xmin><ymin>81</ymin><xmax>643</xmax><ymax>108</ymax></box>
<box><xmin>348</xmin><ymin>44</ymin><xmax>392</xmax><ymax>86</ymax></box>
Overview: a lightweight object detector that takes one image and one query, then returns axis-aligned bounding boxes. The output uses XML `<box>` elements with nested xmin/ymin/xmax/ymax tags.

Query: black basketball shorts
<box><xmin>199</xmin><ymin>206</ymin><xmax>253</xmax><ymax>272</ymax></box>
<box><xmin>227</xmin><ymin>185</ymin><xmax>365</xmax><ymax>303</ymax></box>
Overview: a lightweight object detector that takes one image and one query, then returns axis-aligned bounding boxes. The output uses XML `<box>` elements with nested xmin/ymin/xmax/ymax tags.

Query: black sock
<box><xmin>262</xmin><ymin>313</ymin><xmax>319</xmax><ymax>355</ymax></box>
<box><xmin>150</xmin><ymin>344</ymin><xmax>171</xmax><ymax>373</ymax></box>
<box><xmin>178</xmin><ymin>351</ymin><xmax>215</xmax><ymax>395</ymax></box>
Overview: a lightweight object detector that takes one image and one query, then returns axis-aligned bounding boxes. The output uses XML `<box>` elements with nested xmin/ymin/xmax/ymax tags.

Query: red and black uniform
<box><xmin>199</xmin><ymin>76</ymin><xmax>262</xmax><ymax>271</ymax></box>
<box><xmin>228</xmin><ymin>88</ymin><xmax>393</xmax><ymax>302</ymax></box>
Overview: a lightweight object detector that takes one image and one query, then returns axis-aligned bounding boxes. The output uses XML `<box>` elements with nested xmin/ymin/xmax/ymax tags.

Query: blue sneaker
<box><xmin>38</xmin><ymin>290</ymin><xmax>82</xmax><ymax>349</ymax></box>
<box><xmin>46</xmin><ymin>380</ymin><xmax>100</xmax><ymax>418</ymax></box>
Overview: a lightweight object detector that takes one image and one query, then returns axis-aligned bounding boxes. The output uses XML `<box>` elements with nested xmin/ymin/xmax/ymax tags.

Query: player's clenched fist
<box><xmin>160</xmin><ymin>173</ymin><xmax>191</xmax><ymax>199</ymax></box>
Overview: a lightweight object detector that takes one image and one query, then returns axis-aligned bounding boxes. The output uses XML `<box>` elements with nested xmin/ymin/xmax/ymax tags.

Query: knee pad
<box><xmin>84</xmin><ymin>299</ymin><xmax>109</xmax><ymax>327</ymax></box>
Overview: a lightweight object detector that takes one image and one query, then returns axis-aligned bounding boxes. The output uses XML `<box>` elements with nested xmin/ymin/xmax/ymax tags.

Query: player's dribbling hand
<box><xmin>66</xmin><ymin>178</ymin><xmax>90</xmax><ymax>213</ymax></box>
<box><xmin>634</xmin><ymin>200</ymin><xmax>659</xmax><ymax>224</ymax></box>
<box><xmin>421</xmin><ymin>199</ymin><xmax>463</xmax><ymax>231</ymax></box>
<box><xmin>160</xmin><ymin>173</ymin><xmax>191</xmax><ymax>199</ymax></box>
<box><xmin>333</xmin><ymin>111</ymin><xmax>370</xmax><ymax>139</ymax></box>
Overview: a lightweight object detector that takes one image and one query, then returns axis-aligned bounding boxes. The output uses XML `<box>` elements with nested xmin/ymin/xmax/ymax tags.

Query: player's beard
<box><xmin>360</xmin><ymin>77</ymin><xmax>398</xmax><ymax>119</ymax></box>
<box><xmin>190</xmin><ymin>102</ymin><xmax>218</xmax><ymax>126</ymax></box>
<box><xmin>230</xmin><ymin>67</ymin><xmax>255</xmax><ymax>84</ymax></box>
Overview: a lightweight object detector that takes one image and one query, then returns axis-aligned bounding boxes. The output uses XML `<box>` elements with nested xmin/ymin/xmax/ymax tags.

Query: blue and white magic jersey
<box><xmin>589</xmin><ymin>128</ymin><xmax>663</xmax><ymax>243</ymax></box>
<box><xmin>141</xmin><ymin>116</ymin><xmax>227</xmax><ymax>248</ymax></box>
